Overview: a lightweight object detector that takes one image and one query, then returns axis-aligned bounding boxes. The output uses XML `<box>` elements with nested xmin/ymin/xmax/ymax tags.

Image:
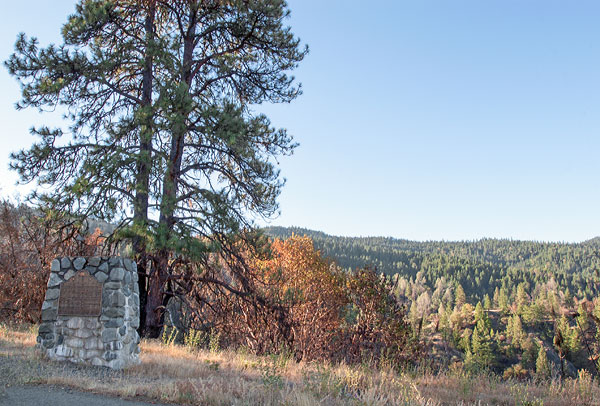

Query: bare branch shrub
<box><xmin>0</xmin><ymin>201</ymin><xmax>104</xmax><ymax>322</ymax></box>
<box><xmin>172</xmin><ymin>235</ymin><xmax>419</xmax><ymax>366</ymax></box>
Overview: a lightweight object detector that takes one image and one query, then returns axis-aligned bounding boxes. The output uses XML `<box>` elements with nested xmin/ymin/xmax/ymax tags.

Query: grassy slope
<box><xmin>1</xmin><ymin>324</ymin><xmax>598</xmax><ymax>405</ymax></box>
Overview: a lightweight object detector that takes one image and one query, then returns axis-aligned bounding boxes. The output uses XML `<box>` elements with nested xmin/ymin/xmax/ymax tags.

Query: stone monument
<box><xmin>37</xmin><ymin>257</ymin><xmax>141</xmax><ymax>369</ymax></box>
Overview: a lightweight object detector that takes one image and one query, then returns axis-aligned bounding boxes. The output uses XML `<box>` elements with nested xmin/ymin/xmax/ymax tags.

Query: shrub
<box><xmin>0</xmin><ymin>201</ymin><xmax>103</xmax><ymax>323</ymax></box>
<box><xmin>178</xmin><ymin>235</ymin><xmax>419</xmax><ymax>367</ymax></box>
<box><xmin>503</xmin><ymin>364</ymin><xmax>530</xmax><ymax>381</ymax></box>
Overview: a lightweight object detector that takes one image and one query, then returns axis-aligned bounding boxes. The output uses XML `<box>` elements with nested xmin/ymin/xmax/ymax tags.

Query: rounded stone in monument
<box><xmin>109</xmin><ymin>257</ymin><xmax>123</xmax><ymax>267</ymax></box>
<box><xmin>73</xmin><ymin>257</ymin><xmax>86</xmax><ymax>270</ymax></box>
<box><xmin>47</xmin><ymin>273</ymin><xmax>62</xmax><ymax>288</ymax></box>
<box><xmin>109</xmin><ymin>267</ymin><xmax>125</xmax><ymax>281</ymax></box>
<box><xmin>104</xmin><ymin>281</ymin><xmax>121</xmax><ymax>290</ymax></box>
<box><xmin>88</xmin><ymin>257</ymin><xmax>101</xmax><ymax>267</ymax></box>
<box><xmin>98</xmin><ymin>262</ymin><xmax>109</xmax><ymax>273</ymax></box>
<box><xmin>45</xmin><ymin>288</ymin><xmax>60</xmax><ymax>301</ymax></box>
<box><xmin>41</xmin><ymin>308</ymin><xmax>58</xmax><ymax>321</ymax></box>
<box><xmin>101</xmin><ymin>328</ymin><xmax>120</xmax><ymax>343</ymax></box>
<box><xmin>61</xmin><ymin>257</ymin><xmax>72</xmax><ymax>269</ymax></box>
<box><xmin>95</xmin><ymin>272</ymin><xmax>108</xmax><ymax>283</ymax></box>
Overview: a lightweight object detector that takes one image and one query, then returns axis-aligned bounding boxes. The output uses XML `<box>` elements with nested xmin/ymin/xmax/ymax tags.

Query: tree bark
<box><xmin>143</xmin><ymin>6</ymin><xmax>196</xmax><ymax>338</ymax></box>
<box><xmin>135</xmin><ymin>1</ymin><xmax>155</xmax><ymax>336</ymax></box>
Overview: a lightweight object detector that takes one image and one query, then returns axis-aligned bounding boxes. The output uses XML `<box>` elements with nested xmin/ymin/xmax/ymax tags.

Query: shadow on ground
<box><xmin>0</xmin><ymin>385</ymin><xmax>168</xmax><ymax>406</ymax></box>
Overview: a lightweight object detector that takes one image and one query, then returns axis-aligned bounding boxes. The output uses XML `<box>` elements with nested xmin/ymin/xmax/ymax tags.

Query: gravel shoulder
<box><xmin>0</xmin><ymin>385</ymin><xmax>168</xmax><ymax>406</ymax></box>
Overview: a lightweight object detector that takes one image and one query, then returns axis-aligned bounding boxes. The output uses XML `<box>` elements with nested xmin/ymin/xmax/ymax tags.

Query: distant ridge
<box><xmin>262</xmin><ymin>226</ymin><xmax>600</xmax><ymax>301</ymax></box>
<box><xmin>264</xmin><ymin>226</ymin><xmax>599</xmax><ymax>245</ymax></box>
<box><xmin>582</xmin><ymin>236</ymin><xmax>600</xmax><ymax>246</ymax></box>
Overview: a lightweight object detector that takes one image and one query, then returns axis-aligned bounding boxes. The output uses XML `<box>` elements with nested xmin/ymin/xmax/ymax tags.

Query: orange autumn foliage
<box><xmin>250</xmin><ymin>236</ymin><xmax>348</xmax><ymax>361</ymax></box>
<box><xmin>182</xmin><ymin>234</ymin><xmax>418</xmax><ymax>365</ymax></box>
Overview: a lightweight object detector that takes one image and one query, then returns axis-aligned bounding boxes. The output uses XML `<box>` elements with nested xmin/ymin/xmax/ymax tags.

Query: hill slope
<box><xmin>264</xmin><ymin>226</ymin><xmax>600</xmax><ymax>302</ymax></box>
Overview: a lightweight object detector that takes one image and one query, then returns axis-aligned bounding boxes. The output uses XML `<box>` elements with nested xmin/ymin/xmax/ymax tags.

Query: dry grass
<box><xmin>1</xmin><ymin>323</ymin><xmax>599</xmax><ymax>405</ymax></box>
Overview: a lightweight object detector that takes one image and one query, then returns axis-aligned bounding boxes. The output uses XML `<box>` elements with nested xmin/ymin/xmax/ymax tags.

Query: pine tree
<box><xmin>564</xmin><ymin>287</ymin><xmax>574</xmax><ymax>307</ymax></box>
<box><xmin>493</xmin><ymin>286</ymin><xmax>500</xmax><ymax>308</ymax></box>
<box><xmin>554</xmin><ymin>315</ymin><xmax>580</xmax><ymax>379</ymax></box>
<box><xmin>536</xmin><ymin>345</ymin><xmax>551</xmax><ymax>379</ymax></box>
<box><xmin>471</xmin><ymin>319</ymin><xmax>493</xmax><ymax>368</ymax></box>
<box><xmin>576</xmin><ymin>303</ymin><xmax>589</xmax><ymax>332</ymax></box>
<box><xmin>498</xmin><ymin>287</ymin><xmax>509</xmax><ymax>312</ymax></box>
<box><xmin>521</xmin><ymin>337</ymin><xmax>538</xmax><ymax>369</ymax></box>
<box><xmin>506</xmin><ymin>314</ymin><xmax>525</xmax><ymax>348</ymax></box>
<box><xmin>516</xmin><ymin>283</ymin><xmax>528</xmax><ymax>314</ymax></box>
<box><xmin>6</xmin><ymin>0</ymin><xmax>307</xmax><ymax>337</ymax></box>
<box><xmin>460</xmin><ymin>329</ymin><xmax>472</xmax><ymax>353</ymax></box>
<box><xmin>556</xmin><ymin>315</ymin><xmax>580</xmax><ymax>354</ymax></box>
<box><xmin>455</xmin><ymin>283</ymin><xmax>466</xmax><ymax>309</ymax></box>
<box><xmin>474</xmin><ymin>301</ymin><xmax>491</xmax><ymax>331</ymax></box>
<box><xmin>483</xmin><ymin>294</ymin><xmax>492</xmax><ymax>310</ymax></box>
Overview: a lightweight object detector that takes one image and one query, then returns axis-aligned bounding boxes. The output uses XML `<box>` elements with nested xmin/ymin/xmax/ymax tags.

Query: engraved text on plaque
<box><xmin>58</xmin><ymin>271</ymin><xmax>103</xmax><ymax>316</ymax></box>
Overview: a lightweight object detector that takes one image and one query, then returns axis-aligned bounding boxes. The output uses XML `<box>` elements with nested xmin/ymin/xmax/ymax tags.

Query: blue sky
<box><xmin>1</xmin><ymin>1</ymin><xmax>599</xmax><ymax>242</ymax></box>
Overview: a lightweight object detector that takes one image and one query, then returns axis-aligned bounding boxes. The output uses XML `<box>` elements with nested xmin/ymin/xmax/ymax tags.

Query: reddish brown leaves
<box><xmin>0</xmin><ymin>203</ymin><xmax>104</xmax><ymax>323</ymax></box>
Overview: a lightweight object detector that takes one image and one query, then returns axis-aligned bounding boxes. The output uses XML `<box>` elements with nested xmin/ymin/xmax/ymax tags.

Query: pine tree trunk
<box><xmin>143</xmin><ymin>9</ymin><xmax>196</xmax><ymax>338</ymax></box>
<box><xmin>135</xmin><ymin>2</ymin><xmax>155</xmax><ymax>336</ymax></box>
<box><xmin>144</xmin><ymin>251</ymin><xmax>168</xmax><ymax>338</ymax></box>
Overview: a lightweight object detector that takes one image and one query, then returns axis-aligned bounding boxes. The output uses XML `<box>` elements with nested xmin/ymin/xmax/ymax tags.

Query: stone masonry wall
<box><xmin>37</xmin><ymin>257</ymin><xmax>140</xmax><ymax>369</ymax></box>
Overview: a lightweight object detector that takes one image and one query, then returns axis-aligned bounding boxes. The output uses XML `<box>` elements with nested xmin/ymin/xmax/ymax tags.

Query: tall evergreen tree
<box><xmin>474</xmin><ymin>301</ymin><xmax>491</xmax><ymax>331</ymax></box>
<box><xmin>6</xmin><ymin>0</ymin><xmax>307</xmax><ymax>337</ymax></box>
<box><xmin>535</xmin><ymin>345</ymin><xmax>551</xmax><ymax>379</ymax></box>
<box><xmin>471</xmin><ymin>324</ymin><xmax>493</xmax><ymax>368</ymax></box>
<box><xmin>455</xmin><ymin>283</ymin><xmax>466</xmax><ymax>309</ymax></box>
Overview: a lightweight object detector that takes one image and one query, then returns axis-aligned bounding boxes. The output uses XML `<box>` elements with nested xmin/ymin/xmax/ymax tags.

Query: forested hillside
<box><xmin>264</xmin><ymin>226</ymin><xmax>600</xmax><ymax>379</ymax></box>
<box><xmin>265</xmin><ymin>226</ymin><xmax>600</xmax><ymax>304</ymax></box>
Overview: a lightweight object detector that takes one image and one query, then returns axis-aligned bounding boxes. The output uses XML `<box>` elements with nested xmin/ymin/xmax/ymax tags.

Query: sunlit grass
<box><xmin>1</xmin><ymin>323</ymin><xmax>599</xmax><ymax>405</ymax></box>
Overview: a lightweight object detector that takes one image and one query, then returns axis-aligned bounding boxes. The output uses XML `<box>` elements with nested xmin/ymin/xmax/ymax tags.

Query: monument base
<box><xmin>37</xmin><ymin>257</ymin><xmax>140</xmax><ymax>369</ymax></box>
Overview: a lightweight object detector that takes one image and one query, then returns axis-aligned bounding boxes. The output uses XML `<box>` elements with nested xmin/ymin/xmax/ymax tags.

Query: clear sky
<box><xmin>1</xmin><ymin>1</ymin><xmax>599</xmax><ymax>242</ymax></box>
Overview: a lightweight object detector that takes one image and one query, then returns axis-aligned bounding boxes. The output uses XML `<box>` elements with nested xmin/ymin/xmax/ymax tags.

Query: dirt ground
<box><xmin>0</xmin><ymin>385</ymin><xmax>168</xmax><ymax>406</ymax></box>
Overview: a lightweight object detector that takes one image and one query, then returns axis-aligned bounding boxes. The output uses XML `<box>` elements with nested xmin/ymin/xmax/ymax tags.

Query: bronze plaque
<box><xmin>58</xmin><ymin>271</ymin><xmax>103</xmax><ymax>316</ymax></box>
